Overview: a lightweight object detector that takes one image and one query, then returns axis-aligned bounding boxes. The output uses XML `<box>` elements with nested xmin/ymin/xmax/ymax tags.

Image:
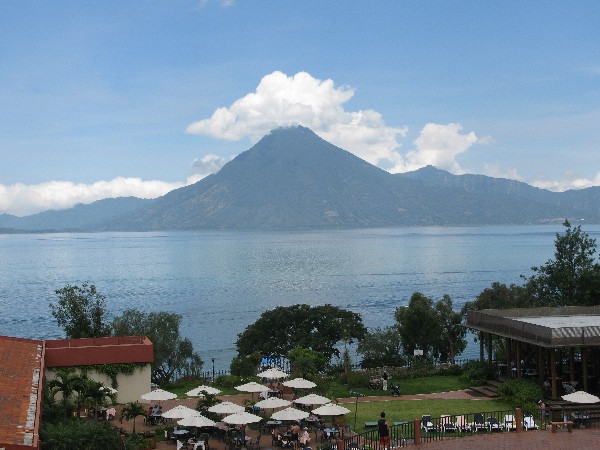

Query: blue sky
<box><xmin>1</xmin><ymin>1</ymin><xmax>599</xmax><ymax>215</ymax></box>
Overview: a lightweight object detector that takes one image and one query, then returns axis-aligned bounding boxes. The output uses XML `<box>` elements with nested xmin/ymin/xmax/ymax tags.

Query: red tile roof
<box><xmin>0</xmin><ymin>335</ymin><xmax>43</xmax><ymax>449</ymax></box>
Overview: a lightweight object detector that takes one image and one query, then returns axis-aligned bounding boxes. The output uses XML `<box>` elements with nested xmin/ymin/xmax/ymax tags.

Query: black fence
<box><xmin>320</xmin><ymin>405</ymin><xmax>600</xmax><ymax>449</ymax></box>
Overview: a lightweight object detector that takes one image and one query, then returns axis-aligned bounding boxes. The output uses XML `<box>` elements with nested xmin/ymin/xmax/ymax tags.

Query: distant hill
<box><xmin>2</xmin><ymin>126</ymin><xmax>599</xmax><ymax>232</ymax></box>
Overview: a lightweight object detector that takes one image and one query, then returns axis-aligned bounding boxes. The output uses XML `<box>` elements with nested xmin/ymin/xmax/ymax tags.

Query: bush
<box><xmin>498</xmin><ymin>379</ymin><xmax>542</xmax><ymax>413</ymax></box>
<box><xmin>338</xmin><ymin>370</ymin><xmax>370</xmax><ymax>387</ymax></box>
<box><xmin>437</xmin><ymin>364</ymin><xmax>463</xmax><ymax>376</ymax></box>
<box><xmin>215</xmin><ymin>374</ymin><xmax>252</xmax><ymax>388</ymax></box>
<box><xmin>462</xmin><ymin>360</ymin><xmax>490</xmax><ymax>385</ymax></box>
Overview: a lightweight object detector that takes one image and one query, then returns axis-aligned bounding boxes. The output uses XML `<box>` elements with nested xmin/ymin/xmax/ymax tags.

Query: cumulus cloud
<box><xmin>192</xmin><ymin>154</ymin><xmax>227</xmax><ymax>176</ymax></box>
<box><xmin>530</xmin><ymin>172</ymin><xmax>600</xmax><ymax>192</ymax></box>
<box><xmin>0</xmin><ymin>176</ymin><xmax>200</xmax><ymax>217</ymax></box>
<box><xmin>186</xmin><ymin>71</ymin><xmax>408</xmax><ymax>169</ymax></box>
<box><xmin>186</xmin><ymin>71</ymin><xmax>486</xmax><ymax>175</ymax></box>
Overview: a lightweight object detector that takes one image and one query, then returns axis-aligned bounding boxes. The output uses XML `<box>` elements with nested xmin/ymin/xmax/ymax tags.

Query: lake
<box><xmin>2</xmin><ymin>224</ymin><xmax>597</xmax><ymax>370</ymax></box>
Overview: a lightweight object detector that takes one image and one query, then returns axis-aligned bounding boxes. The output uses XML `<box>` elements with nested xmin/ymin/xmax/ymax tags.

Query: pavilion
<box><xmin>466</xmin><ymin>306</ymin><xmax>600</xmax><ymax>399</ymax></box>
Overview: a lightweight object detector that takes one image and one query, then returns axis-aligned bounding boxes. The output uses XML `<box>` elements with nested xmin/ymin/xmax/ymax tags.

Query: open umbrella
<box><xmin>271</xmin><ymin>407</ymin><xmax>310</xmax><ymax>422</ymax></box>
<box><xmin>283</xmin><ymin>378</ymin><xmax>317</xmax><ymax>389</ymax></box>
<box><xmin>208</xmin><ymin>401</ymin><xmax>245</xmax><ymax>415</ymax></box>
<box><xmin>162</xmin><ymin>404</ymin><xmax>200</xmax><ymax>419</ymax></box>
<box><xmin>235</xmin><ymin>382</ymin><xmax>269</xmax><ymax>393</ymax></box>
<box><xmin>257</xmin><ymin>368</ymin><xmax>289</xmax><ymax>379</ymax></box>
<box><xmin>178</xmin><ymin>413</ymin><xmax>216</xmax><ymax>428</ymax></box>
<box><xmin>311</xmin><ymin>403</ymin><xmax>351</xmax><ymax>416</ymax></box>
<box><xmin>186</xmin><ymin>385</ymin><xmax>222</xmax><ymax>397</ymax></box>
<box><xmin>254</xmin><ymin>396</ymin><xmax>291</xmax><ymax>409</ymax></box>
<box><xmin>222</xmin><ymin>411</ymin><xmax>262</xmax><ymax>426</ymax></box>
<box><xmin>141</xmin><ymin>388</ymin><xmax>177</xmax><ymax>402</ymax></box>
<box><xmin>294</xmin><ymin>393</ymin><xmax>331</xmax><ymax>406</ymax></box>
<box><xmin>562</xmin><ymin>391</ymin><xmax>600</xmax><ymax>403</ymax></box>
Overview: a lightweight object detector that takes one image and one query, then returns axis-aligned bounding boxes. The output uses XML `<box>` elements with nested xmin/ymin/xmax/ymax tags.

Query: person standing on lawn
<box><xmin>378</xmin><ymin>412</ymin><xmax>390</xmax><ymax>449</ymax></box>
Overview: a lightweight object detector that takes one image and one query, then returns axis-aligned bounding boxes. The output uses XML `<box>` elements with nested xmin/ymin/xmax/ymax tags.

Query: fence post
<box><xmin>414</xmin><ymin>418</ymin><xmax>421</xmax><ymax>445</ymax></box>
<box><xmin>337</xmin><ymin>439</ymin><xmax>344</xmax><ymax>450</ymax></box>
<box><xmin>516</xmin><ymin>408</ymin><xmax>522</xmax><ymax>433</ymax></box>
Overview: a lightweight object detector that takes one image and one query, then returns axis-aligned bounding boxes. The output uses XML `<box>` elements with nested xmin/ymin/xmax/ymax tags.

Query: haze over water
<box><xmin>2</xmin><ymin>224</ymin><xmax>597</xmax><ymax>370</ymax></box>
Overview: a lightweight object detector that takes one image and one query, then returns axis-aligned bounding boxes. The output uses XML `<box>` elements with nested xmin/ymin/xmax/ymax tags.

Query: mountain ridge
<box><xmin>2</xmin><ymin>126</ymin><xmax>599</xmax><ymax>232</ymax></box>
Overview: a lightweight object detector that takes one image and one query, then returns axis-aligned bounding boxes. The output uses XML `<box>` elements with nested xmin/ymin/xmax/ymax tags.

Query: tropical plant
<box><xmin>119</xmin><ymin>402</ymin><xmax>147</xmax><ymax>434</ymax></box>
<box><xmin>41</xmin><ymin>419</ymin><xmax>121</xmax><ymax>450</ymax></box>
<box><xmin>46</xmin><ymin>369</ymin><xmax>85</xmax><ymax>418</ymax></box>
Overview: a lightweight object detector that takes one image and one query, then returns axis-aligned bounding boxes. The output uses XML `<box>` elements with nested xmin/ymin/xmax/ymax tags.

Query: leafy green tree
<box><xmin>119</xmin><ymin>402</ymin><xmax>147</xmax><ymax>434</ymax></box>
<box><xmin>112</xmin><ymin>309</ymin><xmax>203</xmax><ymax>384</ymax></box>
<box><xmin>41</xmin><ymin>419</ymin><xmax>121</xmax><ymax>450</ymax></box>
<box><xmin>230</xmin><ymin>352</ymin><xmax>262</xmax><ymax>377</ymax></box>
<box><xmin>236</xmin><ymin>304</ymin><xmax>366</xmax><ymax>361</ymax></box>
<box><xmin>525</xmin><ymin>220</ymin><xmax>600</xmax><ymax>306</ymax></box>
<box><xmin>287</xmin><ymin>346</ymin><xmax>328</xmax><ymax>377</ymax></box>
<box><xmin>395</xmin><ymin>292</ymin><xmax>441</xmax><ymax>358</ymax></box>
<box><xmin>462</xmin><ymin>282</ymin><xmax>532</xmax><ymax>313</ymax></box>
<box><xmin>434</xmin><ymin>294</ymin><xmax>467</xmax><ymax>363</ymax></box>
<box><xmin>50</xmin><ymin>282</ymin><xmax>111</xmax><ymax>338</ymax></box>
<box><xmin>357</xmin><ymin>326</ymin><xmax>404</xmax><ymax>368</ymax></box>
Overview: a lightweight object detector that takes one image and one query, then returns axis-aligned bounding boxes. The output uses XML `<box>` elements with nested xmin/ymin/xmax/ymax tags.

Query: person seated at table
<box><xmin>290</xmin><ymin>422</ymin><xmax>301</xmax><ymax>440</ymax></box>
<box><xmin>152</xmin><ymin>404</ymin><xmax>160</xmax><ymax>415</ymax></box>
<box><xmin>299</xmin><ymin>428</ymin><xmax>311</xmax><ymax>446</ymax></box>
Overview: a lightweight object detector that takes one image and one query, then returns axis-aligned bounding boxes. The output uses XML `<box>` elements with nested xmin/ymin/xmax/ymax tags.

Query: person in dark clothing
<box><xmin>378</xmin><ymin>412</ymin><xmax>390</xmax><ymax>449</ymax></box>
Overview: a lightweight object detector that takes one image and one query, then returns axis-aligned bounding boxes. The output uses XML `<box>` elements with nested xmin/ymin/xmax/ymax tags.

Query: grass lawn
<box><xmin>345</xmin><ymin>398</ymin><xmax>514</xmax><ymax>433</ymax></box>
<box><xmin>327</xmin><ymin>375</ymin><xmax>472</xmax><ymax>398</ymax></box>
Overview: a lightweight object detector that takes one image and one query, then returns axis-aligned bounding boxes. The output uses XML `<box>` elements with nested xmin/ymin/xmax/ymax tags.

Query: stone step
<box><xmin>470</xmin><ymin>385</ymin><xmax>500</xmax><ymax>398</ymax></box>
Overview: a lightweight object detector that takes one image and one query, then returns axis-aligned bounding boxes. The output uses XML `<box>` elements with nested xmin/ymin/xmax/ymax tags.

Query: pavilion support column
<box><xmin>551</xmin><ymin>350</ymin><xmax>557</xmax><ymax>399</ymax></box>
<box><xmin>569</xmin><ymin>348</ymin><xmax>576</xmax><ymax>385</ymax></box>
<box><xmin>479</xmin><ymin>332</ymin><xmax>484</xmax><ymax>362</ymax></box>
<box><xmin>538</xmin><ymin>346</ymin><xmax>544</xmax><ymax>385</ymax></box>
<box><xmin>516</xmin><ymin>343</ymin><xmax>522</xmax><ymax>380</ymax></box>
<box><xmin>487</xmin><ymin>334</ymin><xmax>493</xmax><ymax>367</ymax></box>
<box><xmin>506</xmin><ymin>338</ymin><xmax>512</xmax><ymax>379</ymax></box>
<box><xmin>583</xmin><ymin>348</ymin><xmax>589</xmax><ymax>392</ymax></box>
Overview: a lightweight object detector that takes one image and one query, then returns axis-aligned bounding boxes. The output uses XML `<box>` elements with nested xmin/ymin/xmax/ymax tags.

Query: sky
<box><xmin>1</xmin><ymin>1</ymin><xmax>599</xmax><ymax>216</ymax></box>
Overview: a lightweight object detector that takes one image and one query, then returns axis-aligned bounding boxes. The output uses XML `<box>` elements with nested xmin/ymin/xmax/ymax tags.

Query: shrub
<box><xmin>214</xmin><ymin>374</ymin><xmax>251</xmax><ymax>388</ymax></box>
<box><xmin>462</xmin><ymin>360</ymin><xmax>490</xmax><ymax>385</ymax></box>
<box><xmin>498</xmin><ymin>379</ymin><xmax>542</xmax><ymax>413</ymax></box>
<box><xmin>338</xmin><ymin>370</ymin><xmax>370</xmax><ymax>387</ymax></box>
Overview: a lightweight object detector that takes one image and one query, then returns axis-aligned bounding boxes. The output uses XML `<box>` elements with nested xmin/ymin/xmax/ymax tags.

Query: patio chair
<box><xmin>439</xmin><ymin>415</ymin><xmax>458</xmax><ymax>433</ymax></box>
<box><xmin>248</xmin><ymin>435</ymin><xmax>261</xmax><ymax>450</ymax></box>
<box><xmin>420</xmin><ymin>415</ymin><xmax>436</xmax><ymax>433</ymax></box>
<box><xmin>486</xmin><ymin>417</ymin><xmax>503</xmax><ymax>432</ymax></box>
<box><xmin>471</xmin><ymin>413</ymin><xmax>487</xmax><ymax>432</ymax></box>
<box><xmin>504</xmin><ymin>414</ymin><xmax>517</xmax><ymax>431</ymax></box>
<box><xmin>199</xmin><ymin>432</ymin><xmax>210</xmax><ymax>450</ymax></box>
<box><xmin>523</xmin><ymin>415</ymin><xmax>538</xmax><ymax>430</ymax></box>
<box><xmin>455</xmin><ymin>415</ymin><xmax>470</xmax><ymax>433</ymax></box>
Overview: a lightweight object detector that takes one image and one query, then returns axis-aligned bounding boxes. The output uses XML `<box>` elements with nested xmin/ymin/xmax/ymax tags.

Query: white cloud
<box><xmin>530</xmin><ymin>172</ymin><xmax>600</xmax><ymax>192</ymax></box>
<box><xmin>192</xmin><ymin>154</ymin><xmax>227</xmax><ymax>176</ymax></box>
<box><xmin>186</xmin><ymin>71</ymin><xmax>408</xmax><ymax>169</ymax></box>
<box><xmin>392</xmin><ymin>123</ymin><xmax>480</xmax><ymax>174</ymax></box>
<box><xmin>0</xmin><ymin>176</ymin><xmax>200</xmax><ymax>217</ymax></box>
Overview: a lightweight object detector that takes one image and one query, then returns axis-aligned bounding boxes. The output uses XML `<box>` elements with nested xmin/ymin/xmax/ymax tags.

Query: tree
<box><xmin>462</xmin><ymin>282</ymin><xmax>532</xmax><ymax>313</ymax></box>
<box><xmin>287</xmin><ymin>346</ymin><xmax>329</xmax><ymax>377</ymax></box>
<box><xmin>235</xmin><ymin>304</ymin><xmax>366</xmax><ymax>361</ymax></box>
<box><xmin>395</xmin><ymin>292</ymin><xmax>440</xmax><ymax>358</ymax></box>
<box><xmin>230</xmin><ymin>352</ymin><xmax>262</xmax><ymax>377</ymax></box>
<box><xmin>434</xmin><ymin>294</ymin><xmax>467</xmax><ymax>363</ymax></box>
<box><xmin>50</xmin><ymin>282</ymin><xmax>111</xmax><ymax>338</ymax></box>
<box><xmin>525</xmin><ymin>220</ymin><xmax>600</xmax><ymax>306</ymax></box>
<box><xmin>112</xmin><ymin>309</ymin><xmax>203</xmax><ymax>384</ymax></box>
<box><xmin>357</xmin><ymin>326</ymin><xmax>404</xmax><ymax>368</ymax></box>
<box><xmin>119</xmin><ymin>402</ymin><xmax>147</xmax><ymax>434</ymax></box>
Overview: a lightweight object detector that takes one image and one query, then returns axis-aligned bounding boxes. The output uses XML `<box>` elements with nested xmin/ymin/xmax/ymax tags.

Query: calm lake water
<box><xmin>2</xmin><ymin>224</ymin><xmax>598</xmax><ymax>370</ymax></box>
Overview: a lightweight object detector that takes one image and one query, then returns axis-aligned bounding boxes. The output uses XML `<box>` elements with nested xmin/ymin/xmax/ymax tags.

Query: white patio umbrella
<box><xmin>222</xmin><ymin>411</ymin><xmax>262</xmax><ymax>426</ymax></box>
<box><xmin>235</xmin><ymin>381</ymin><xmax>269</xmax><ymax>393</ymax></box>
<box><xmin>178</xmin><ymin>413</ymin><xmax>216</xmax><ymax>428</ymax></box>
<box><xmin>257</xmin><ymin>368</ymin><xmax>289</xmax><ymax>379</ymax></box>
<box><xmin>208</xmin><ymin>401</ymin><xmax>245</xmax><ymax>415</ymax></box>
<box><xmin>162</xmin><ymin>404</ymin><xmax>200</xmax><ymax>419</ymax></box>
<box><xmin>294</xmin><ymin>393</ymin><xmax>331</xmax><ymax>406</ymax></box>
<box><xmin>254</xmin><ymin>396</ymin><xmax>291</xmax><ymax>409</ymax></box>
<box><xmin>186</xmin><ymin>385</ymin><xmax>222</xmax><ymax>397</ymax></box>
<box><xmin>562</xmin><ymin>390</ymin><xmax>600</xmax><ymax>403</ymax></box>
<box><xmin>311</xmin><ymin>403</ymin><xmax>351</xmax><ymax>416</ymax></box>
<box><xmin>271</xmin><ymin>407</ymin><xmax>310</xmax><ymax>422</ymax></box>
<box><xmin>282</xmin><ymin>378</ymin><xmax>317</xmax><ymax>389</ymax></box>
<box><xmin>141</xmin><ymin>388</ymin><xmax>177</xmax><ymax>402</ymax></box>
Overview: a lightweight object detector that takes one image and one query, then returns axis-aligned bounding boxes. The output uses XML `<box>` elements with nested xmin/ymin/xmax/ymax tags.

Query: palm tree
<box><xmin>46</xmin><ymin>369</ymin><xmax>85</xmax><ymax>418</ymax></box>
<box><xmin>119</xmin><ymin>402</ymin><xmax>147</xmax><ymax>434</ymax></box>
